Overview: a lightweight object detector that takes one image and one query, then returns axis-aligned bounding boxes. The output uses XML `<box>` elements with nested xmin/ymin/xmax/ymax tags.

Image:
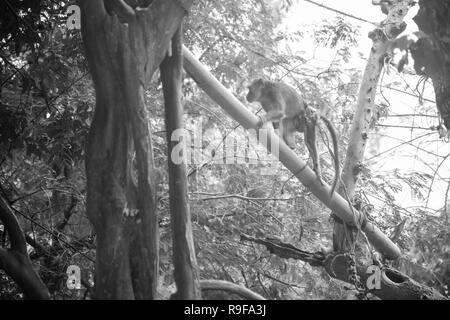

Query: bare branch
<box><xmin>200</xmin><ymin>280</ymin><xmax>265</xmax><ymax>300</ymax></box>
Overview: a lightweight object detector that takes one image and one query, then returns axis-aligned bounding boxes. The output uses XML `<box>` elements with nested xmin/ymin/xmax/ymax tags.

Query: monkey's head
<box><xmin>246</xmin><ymin>79</ymin><xmax>265</xmax><ymax>103</ymax></box>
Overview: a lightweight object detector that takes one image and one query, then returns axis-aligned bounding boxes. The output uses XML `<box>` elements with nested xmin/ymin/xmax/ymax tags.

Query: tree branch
<box><xmin>0</xmin><ymin>194</ymin><xmax>27</xmax><ymax>255</ymax></box>
<box><xmin>241</xmin><ymin>234</ymin><xmax>447</xmax><ymax>300</ymax></box>
<box><xmin>200</xmin><ymin>280</ymin><xmax>265</xmax><ymax>300</ymax></box>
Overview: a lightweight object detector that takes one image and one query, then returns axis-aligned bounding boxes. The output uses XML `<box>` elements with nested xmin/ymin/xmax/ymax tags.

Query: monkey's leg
<box><xmin>282</xmin><ymin>117</ymin><xmax>297</xmax><ymax>149</ymax></box>
<box><xmin>293</xmin><ymin>114</ymin><xmax>306</xmax><ymax>133</ymax></box>
<box><xmin>278</xmin><ymin>117</ymin><xmax>284</xmax><ymax>143</ymax></box>
<box><xmin>304</xmin><ymin>116</ymin><xmax>323</xmax><ymax>184</ymax></box>
<box><xmin>258</xmin><ymin>110</ymin><xmax>284</xmax><ymax>128</ymax></box>
<box><xmin>272</xmin><ymin>122</ymin><xmax>280</xmax><ymax>130</ymax></box>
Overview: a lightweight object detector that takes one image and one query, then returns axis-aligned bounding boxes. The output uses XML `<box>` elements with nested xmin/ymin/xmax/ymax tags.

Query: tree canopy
<box><xmin>0</xmin><ymin>0</ymin><xmax>448</xmax><ymax>300</ymax></box>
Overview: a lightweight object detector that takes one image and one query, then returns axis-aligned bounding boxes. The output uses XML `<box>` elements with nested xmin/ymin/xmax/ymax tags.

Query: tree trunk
<box><xmin>411</xmin><ymin>0</ymin><xmax>450</xmax><ymax>129</ymax></box>
<box><xmin>333</xmin><ymin>0</ymin><xmax>413</xmax><ymax>253</ymax></box>
<box><xmin>160</xmin><ymin>26</ymin><xmax>202</xmax><ymax>299</ymax></box>
<box><xmin>79</xmin><ymin>0</ymin><xmax>193</xmax><ymax>299</ymax></box>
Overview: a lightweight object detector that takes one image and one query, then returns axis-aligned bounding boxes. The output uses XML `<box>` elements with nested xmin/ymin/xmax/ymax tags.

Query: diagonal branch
<box><xmin>0</xmin><ymin>194</ymin><xmax>27</xmax><ymax>255</ymax></box>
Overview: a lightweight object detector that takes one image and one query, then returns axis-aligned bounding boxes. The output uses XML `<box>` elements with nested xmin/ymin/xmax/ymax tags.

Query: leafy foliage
<box><xmin>0</xmin><ymin>0</ymin><xmax>448</xmax><ymax>300</ymax></box>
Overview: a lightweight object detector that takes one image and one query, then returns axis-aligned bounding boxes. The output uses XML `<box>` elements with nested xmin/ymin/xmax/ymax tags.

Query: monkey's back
<box><xmin>263</xmin><ymin>81</ymin><xmax>306</xmax><ymax>117</ymax></box>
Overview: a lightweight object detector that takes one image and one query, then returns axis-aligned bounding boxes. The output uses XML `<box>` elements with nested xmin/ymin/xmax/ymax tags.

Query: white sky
<box><xmin>279</xmin><ymin>0</ymin><xmax>449</xmax><ymax>213</ymax></box>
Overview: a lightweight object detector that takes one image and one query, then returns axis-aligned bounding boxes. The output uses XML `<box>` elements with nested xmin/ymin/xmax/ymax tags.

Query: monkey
<box><xmin>246</xmin><ymin>79</ymin><xmax>307</xmax><ymax>149</ymax></box>
<box><xmin>246</xmin><ymin>79</ymin><xmax>340</xmax><ymax>198</ymax></box>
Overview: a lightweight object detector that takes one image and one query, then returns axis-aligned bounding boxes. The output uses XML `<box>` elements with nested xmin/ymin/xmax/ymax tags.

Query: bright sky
<box><xmin>280</xmin><ymin>0</ymin><xmax>449</xmax><ymax>213</ymax></box>
<box><xmin>284</xmin><ymin>0</ymin><xmax>418</xmax><ymax>65</ymax></box>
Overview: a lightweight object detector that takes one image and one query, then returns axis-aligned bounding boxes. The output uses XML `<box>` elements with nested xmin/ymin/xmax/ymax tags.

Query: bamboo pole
<box><xmin>182</xmin><ymin>46</ymin><xmax>401</xmax><ymax>260</ymax></box>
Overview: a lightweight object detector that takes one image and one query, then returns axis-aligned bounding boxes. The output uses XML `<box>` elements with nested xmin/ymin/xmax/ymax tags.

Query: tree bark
<box><xmin>160</xmin><ymin>26</ymin><xmax>202</xmax><ymax>299</ymax></box>
<box><xmin>0</xmin><ymin>194</ymin><xmax>50</xmax><ymax>299</ymax></box>
<box><xmin>411</xmin><ymin>0</ymin><xmax>450</xmax><ymax>129</ymax></box>
<box><xmin>79</xmin><ymin>0</ymin><xmax>193</xmax><ymax>299</ymax></box>
<box><xmin>333</xmin><ymin>0</ymin><xmax>413</xmax><ymax>253</ymax></box>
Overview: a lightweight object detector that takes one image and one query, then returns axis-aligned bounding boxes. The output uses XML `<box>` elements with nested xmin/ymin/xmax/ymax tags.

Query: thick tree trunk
<box><xmin>160</xmin><ymin>26</ymin><xmax>202</xmax><ymax>299</ymax></box>
<box><xmin>79</xmin><ymin>0</ymin><xmax>193</xmax><ymax>299</ymax></box>
<box><xmin>411</xmin><ymin>0</ymin><xmax>450</xmax><ymax>129</ymax></box>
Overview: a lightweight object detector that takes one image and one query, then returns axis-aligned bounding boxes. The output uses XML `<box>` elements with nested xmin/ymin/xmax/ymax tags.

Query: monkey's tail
<box><xmin>320</xmin><ymin>115</ymin><xmax>340</xmax><ymax>199</ymax></box>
